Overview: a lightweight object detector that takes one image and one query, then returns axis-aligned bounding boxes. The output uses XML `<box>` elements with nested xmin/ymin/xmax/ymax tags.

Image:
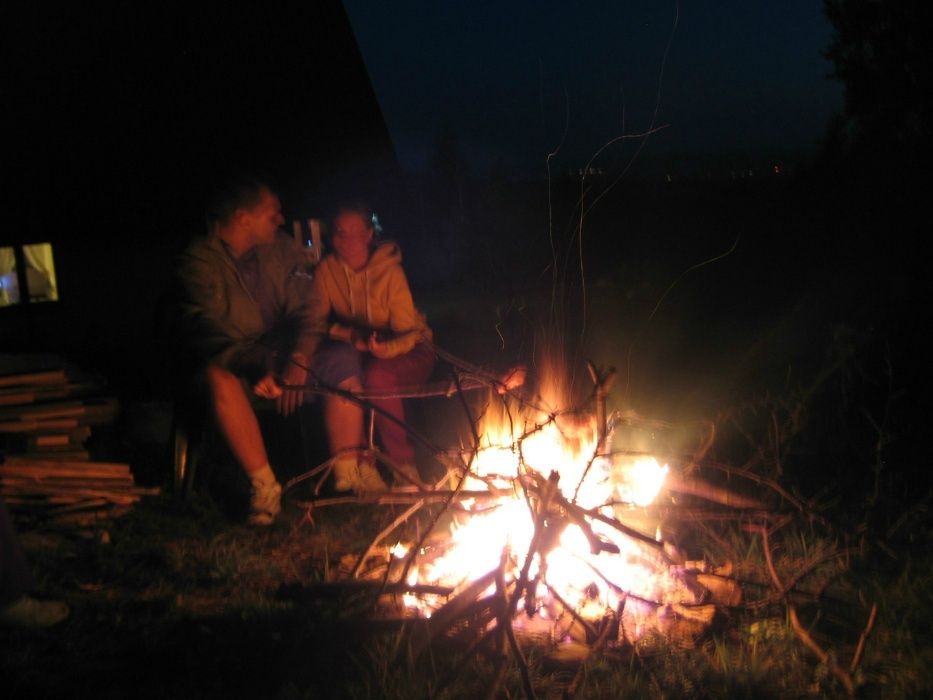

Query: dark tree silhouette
<box><xmin>823</xmin><ymin>0</ymin><xmax>931</xmax><ymax>162</ymax></box>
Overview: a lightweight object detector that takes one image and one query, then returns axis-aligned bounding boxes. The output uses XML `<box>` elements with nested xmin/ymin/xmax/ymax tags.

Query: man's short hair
<box><xmin>205</xmin><ymin>173</ymin><xmax>275</xmax><ymax>226</ymax></box>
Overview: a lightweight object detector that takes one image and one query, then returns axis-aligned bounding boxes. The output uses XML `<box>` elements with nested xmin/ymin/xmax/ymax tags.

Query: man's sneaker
<box><xmin>0</xmin><ymin>596</ymin><xmax>69</xmax><ymax>629</ymax></box>
<box><xmin>248</xmin><ymin>477</ymin><xmax>282</xmax><ymax>526</ymax></box>
<box><xmin>357</xmin><ymin>459</ymin><xmax>388</xmax><ymax>492</ymax></box>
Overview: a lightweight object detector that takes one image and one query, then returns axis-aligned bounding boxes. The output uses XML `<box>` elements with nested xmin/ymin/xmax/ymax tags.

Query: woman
<box><xmin>308</xmin><ymin>202</ymin><xmax>434</xmax><ymax>491</ymax></box>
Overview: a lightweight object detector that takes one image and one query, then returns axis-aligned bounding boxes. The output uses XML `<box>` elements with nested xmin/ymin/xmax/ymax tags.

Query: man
<box><xmin>177</xmin><ymin>175</ymin><xmax>318</xmax><ymax>525</ymax></box>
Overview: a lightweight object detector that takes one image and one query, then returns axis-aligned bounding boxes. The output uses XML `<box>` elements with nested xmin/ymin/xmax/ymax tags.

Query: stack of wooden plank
<box><xmin>0</xmin><ymin>362</ymin><xmax>118</xmax><ymax>460</ymax></box>
<box><xmin>0</xmin><ymin>456</ymin><xmax>159</xmax><ymax>525</ymax></box>
<box><xmin>0</xmin><ymin>354</ymin><xmax>159</xmax><ymax>524</ymax></box>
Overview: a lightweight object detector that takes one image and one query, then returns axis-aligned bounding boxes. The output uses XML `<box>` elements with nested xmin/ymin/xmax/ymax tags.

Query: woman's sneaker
<box><xmin>332</xmin><ymin>456</ymin><xmax>359</xmax><ymax>492</ymax></box>
<box><xmin>357</xmin><ymin>461</ymin><xmax>388</xmax><ymax>492</ymax></box>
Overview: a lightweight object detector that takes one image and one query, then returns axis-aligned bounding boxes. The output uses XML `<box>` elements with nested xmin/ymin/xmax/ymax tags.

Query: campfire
<box><xmin>281</xmin><ymin>345</ymin><xmax>890</xmax><ymax>698</ymax></box>
<box><xmin>290</xmin><ymin>355</ymin><xmax>748</xmax><ymax>691</ymax></box>
<box><xmin>382</xmin><ymin>366</ymin><xmax>738</xmax><ymax>660</ymax></box>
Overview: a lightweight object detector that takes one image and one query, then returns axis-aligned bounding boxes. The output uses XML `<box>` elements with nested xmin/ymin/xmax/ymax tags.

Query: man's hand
<box><xmin>253</xmin><ymin>373</ymin><xmax>282</xmax><ymax>400</ymax></box>
<box><xmin>276</xmin><ymin>355</ymin><xmax>309</xmax><ymax>416</ymax></box>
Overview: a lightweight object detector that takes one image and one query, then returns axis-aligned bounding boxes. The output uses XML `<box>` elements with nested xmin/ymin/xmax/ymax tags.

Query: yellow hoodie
<box><xmin>308</xmin><ymin>240</ymin><xmax>431</xmax><ymax>358</ymax></box>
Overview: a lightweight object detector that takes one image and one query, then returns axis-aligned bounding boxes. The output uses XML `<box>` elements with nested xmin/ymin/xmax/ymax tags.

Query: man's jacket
<box><xmin>177</xmin><ymin>232</ymin><xmax>319</xmax><ymax>375</ymax></box>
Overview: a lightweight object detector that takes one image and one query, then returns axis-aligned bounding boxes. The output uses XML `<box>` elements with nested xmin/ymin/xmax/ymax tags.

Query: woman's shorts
<box><xmin>309</xmin><ymin>340</ymin><xmax>363</xmax><ymax>387</ymax></box>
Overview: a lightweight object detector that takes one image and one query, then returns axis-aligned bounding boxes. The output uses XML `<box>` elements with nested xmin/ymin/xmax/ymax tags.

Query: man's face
<box><xmin>243</xmin><ymin>189</ymin><xmax>284</xmax><ymax>246</ymax></box>
<box><xmin>332</xmin><ymin>212</ymin><xmax>373</xmax><ymax>270</ymax></box>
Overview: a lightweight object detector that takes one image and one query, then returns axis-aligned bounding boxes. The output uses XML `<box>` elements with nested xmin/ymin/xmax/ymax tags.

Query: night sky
<box><xmin>344</xmin><ymin>0</ymin><xmax>843</xmax><ymax>175</ymax></box>
<box><xmin>3</xmin><ymin>1</ymin><xmax>924</xmax><ymax>410</ymax></box>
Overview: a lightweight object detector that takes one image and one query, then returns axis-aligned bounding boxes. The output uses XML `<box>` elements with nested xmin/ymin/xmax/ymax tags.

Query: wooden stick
<box><xmin>849</xmin><ymin>602</ymin><xmax>878</xmax><ymax>674</ymax></box>
<box><xmin>1</xmin><ymin>487</ymin><xmax>142</xmax><ymax>505</ymax></box>
<box><xmin>563</xmin><ymin>613</ymin><xmax>615</xmax><ymax>699</ymax></box>
<box><xmin>541</xmin><ymin>580</ymin><xmax>598</xmax><ymax>640</ymax></box>
<box><xmin>0</xmin><ymin>482</ymin><xmax>156</xmax><ymax>496</ymax></box>
<box><xmin>46</xmin><ymin>498</ymin><xmax>113</xmax><ymax>515</ymax></box>
<box><xmin>351</xmin><ymin>499</ymin><xmax>426</xmax><ymax>579</ymax></box>
<box><xmin>0</xmin><ymin>477</ymin><xmax>138</xmax><ymax>490</ymax></box>
<box><xmin>699</xmin><ymin>458</ymin><xmax>812</xmax><ymax>515</ymax></box>
<box><xmin>754</xmin><ymin>524</ymin><xmax>856</xmax><ymax>695</ymax></box>
<box><xmin>279</xmin><ymin>580</ymin><xmax>455</xmax><ymax>599</ymax></box>
<box><xmin>0</xmin><ymin>418</ymin><xmax>80</xmax><ymax>432</ymax></box>
<box><xmin>1</xmin><ymin>457</ymin><xmax>131</xmax><ymax>473</ymax></box>
<box><xmin>788</xmin><ymin>605</ymin><xmax>855</xmax><ymax>695</ymax></box>
<box><xmin>665</xmin><ymin>474</ymin><xmax>767</xmax><ymax>510</ymax></box>
<box><xmin>0</xmin><ymin>401</ymin><xmax>85</xmax><ymax>420</ymax></box>
<box><xmin>495</xmin><ymin>551</ymin><xmax>537</xmax><ymax>700</ymax></box>
<box><xmin>411</xmin><ymin>568</ymin><xmax>499</xmax><ymax>658</ymax></box>
<box><xmin>0</xmin><ymin>370</ymin><xmax>67</xmax><ymax>389</ymax></box>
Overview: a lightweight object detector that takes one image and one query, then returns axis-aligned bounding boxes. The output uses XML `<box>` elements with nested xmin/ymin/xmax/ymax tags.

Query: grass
<box><xmin>5</xmin><ymin>477</ymin><xmax>929</xmax><ymax>699</ymax></box>
<box><xmin>4</xmin><ymin>327</ymin><xmax>931</xmax><ymax>699</ymax></box>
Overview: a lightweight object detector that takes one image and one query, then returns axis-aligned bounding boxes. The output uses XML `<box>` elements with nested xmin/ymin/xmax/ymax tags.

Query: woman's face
<box><xmin>332</xmin><ymin>211</ymin><xmax>373</xmax><ymax>270</ymax></box>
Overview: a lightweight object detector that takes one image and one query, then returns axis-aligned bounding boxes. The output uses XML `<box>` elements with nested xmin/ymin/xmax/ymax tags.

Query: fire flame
<box><xmin>400</xmin><ymin>374</ymin><xmax>689</xmax><ymax>640</ymax></box>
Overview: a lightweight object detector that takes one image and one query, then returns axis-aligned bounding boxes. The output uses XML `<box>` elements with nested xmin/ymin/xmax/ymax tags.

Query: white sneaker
<box><xmin>332</xmin><ymin>457</ymin><xmax>358</xmax><ymax>492</ymax></box>
<box><xmin>248</xmin><ymin>477</ymin><xmax>282</xmax><ymax>526</ymax></box>
<box><xmin>358</xmin><ymin>459</ymin><xmax>388</xmax><ymax>492</ymax></box>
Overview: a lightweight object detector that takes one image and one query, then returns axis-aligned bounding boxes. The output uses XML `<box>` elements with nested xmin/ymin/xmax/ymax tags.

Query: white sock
<box><xmin>249</xmin><ymin>463</ymin><xmax>277</xmax><ymax>488</ymax></box>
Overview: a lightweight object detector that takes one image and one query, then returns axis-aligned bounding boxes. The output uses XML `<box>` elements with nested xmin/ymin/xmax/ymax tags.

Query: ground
<box><xmin>3</xmin><ymin>175</ymin><xmax>931</xmax><ymax>698</ymax></box>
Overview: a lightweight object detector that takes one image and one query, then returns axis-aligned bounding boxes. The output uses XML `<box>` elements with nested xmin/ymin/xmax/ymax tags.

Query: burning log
<box><xmin>409</xmin><ymin>568</ymin><xmax>500</xmax><ymax>658</ymax></box>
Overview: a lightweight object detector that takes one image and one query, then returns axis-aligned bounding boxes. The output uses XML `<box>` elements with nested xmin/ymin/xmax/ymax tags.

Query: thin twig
<box><xmin>351</xmin><ymin>499</ymin><xmax>426</xmax><ymax>579</ymax></box>
<box><xmin>849</xmin><ymin>601</ymin><xmax>878</xmax><ymax>675</ymax></box>
<box><xmin>496</xmin><ymin>548</ymin><xmax>537</xmax><ymax>700</ymax></box>
<box><xmin>563</xmin><ymin>613</ymin><xmax>616</xmax><ymax>699</ymax></box>
<box><xmin>541</xmin><ymin>580</ymin><xmax>598</xmax><ymax>640</ymax></box>
<box><xmin>788</xmin><ymin>605</ymin><xmax>855</xmax><ymax>696</ymax></box>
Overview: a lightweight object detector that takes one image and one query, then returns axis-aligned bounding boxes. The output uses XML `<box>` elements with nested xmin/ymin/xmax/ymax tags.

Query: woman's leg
<box><xmin>324</xmin><ymin>375</ymin><xmax>365</xmax><ymax>456</ymax></box>
<box><xmin>364</xmin><ymin>343</ymin><xmax>435</xmax><ymax>464</ymax></box>
<box><xmin>313</xmin><ymin>341</ymin><xmax>385</xmax><ymax>490</ymax></box>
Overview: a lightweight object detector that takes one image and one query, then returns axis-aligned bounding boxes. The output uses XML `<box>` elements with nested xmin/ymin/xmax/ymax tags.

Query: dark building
<box><xmin>4</xmin><ymin>3</ymin><xmax>400</xmax><ymax>397</ymax></box>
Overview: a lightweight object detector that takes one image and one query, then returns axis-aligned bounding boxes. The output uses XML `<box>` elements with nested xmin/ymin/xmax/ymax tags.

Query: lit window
<box><xmin>0</xmin><ymin>243</ymin><xmax>60</xmax><ymax>307</ymax></box>
<box><xmin>0</xmin><ymin>246</ymin><xmax>19</xmax><ymax>306</ymax></box>
<box><xmin>23</xmin><ymin>243</ymin><xmax>59</xmax><ymax>303</ymax></box>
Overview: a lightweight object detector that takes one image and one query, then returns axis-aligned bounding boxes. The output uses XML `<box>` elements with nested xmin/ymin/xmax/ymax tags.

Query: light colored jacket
<box><xmin>309</xmin><ymin>240</ymin><xmax>431</xmax><ymax>358</ymax></box>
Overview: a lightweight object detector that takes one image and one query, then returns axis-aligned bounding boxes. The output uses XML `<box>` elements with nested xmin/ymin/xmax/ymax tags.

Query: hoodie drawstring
<box><xmin>342</xmin><ymin>263</ymin><xmax>372</xmax><ymax>325</ymax></box>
